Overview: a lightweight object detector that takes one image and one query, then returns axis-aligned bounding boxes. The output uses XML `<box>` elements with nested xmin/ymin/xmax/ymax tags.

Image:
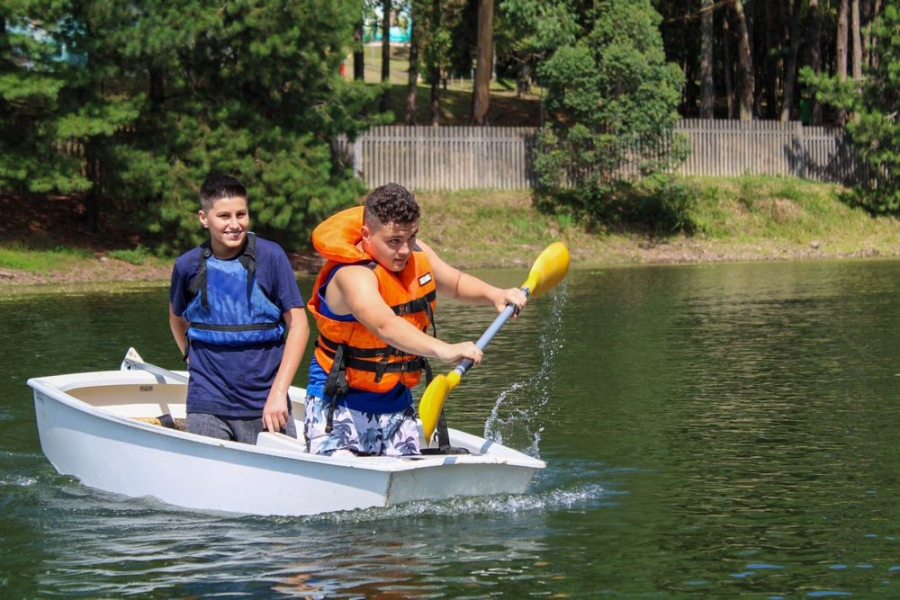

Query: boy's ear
<box><xmin>197</xmin><ymin>209</ymin><xmax>208</xmax><ymax>229</ymax></box>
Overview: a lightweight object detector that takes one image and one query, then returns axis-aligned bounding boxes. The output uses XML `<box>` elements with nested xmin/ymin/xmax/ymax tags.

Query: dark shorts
<box><xmin>187</xmin><ymin>413</ymin><xmax>297</xmax><ymax>445</ymax></box>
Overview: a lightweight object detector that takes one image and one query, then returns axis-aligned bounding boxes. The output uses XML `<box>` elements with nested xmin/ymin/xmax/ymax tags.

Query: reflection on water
<box><xmin>4</xmin><ymin>261</ymin><xmax>900</xmax><ymax>597</ymax></box>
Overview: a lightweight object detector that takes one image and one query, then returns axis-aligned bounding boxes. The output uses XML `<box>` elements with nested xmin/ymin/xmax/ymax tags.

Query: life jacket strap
<box><xmin>391</xmin><ymin>290</ymin><xmax>436</xmax><ymax>315</ymax></box>
<box><xmin>317</xmin><ymin>335</ymin><xmax>419</xmax><ymax>362</ymax></box>
<box><xmin>323</xmin><ymin>344</ymin><xmax>349</xmax><ymax>434</ymax></box>
<box><xmin>187</xmin><ymin>233</ymin><xmax>258</xmax><ymax>309</ymax></box>
<box><xmin>190</xmin><ymin>322</ymin><xmax>282</xmax><ymax>332</ymax></box>
<box><xmin>187</xmin><ymin>242</ymin><xmax>214</xmax><ymax>310</ymax></box>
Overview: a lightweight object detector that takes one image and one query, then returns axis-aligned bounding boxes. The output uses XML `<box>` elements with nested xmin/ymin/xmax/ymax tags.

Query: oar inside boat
<box><xmin>120</xmin><ymin>347</ymin><xmax>188</xmax><ymax>384</ymax></box>
<box><xmin>418</xmin><ymin>242</ymin><xmax>570</xmax><ymax>445</ymax></box>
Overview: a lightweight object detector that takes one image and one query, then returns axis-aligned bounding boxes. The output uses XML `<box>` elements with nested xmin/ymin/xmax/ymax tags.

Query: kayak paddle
<box><xmin>418</xmin><ymin>241</ymin><xmax>570</xmax><ymax>444</ymax></box>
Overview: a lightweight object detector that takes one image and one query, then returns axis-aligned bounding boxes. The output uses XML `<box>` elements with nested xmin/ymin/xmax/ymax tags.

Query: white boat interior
<box><xmin>27</xmin><ymin>353</ymin><xmax>545</xmax><ymax>516</ymax></box>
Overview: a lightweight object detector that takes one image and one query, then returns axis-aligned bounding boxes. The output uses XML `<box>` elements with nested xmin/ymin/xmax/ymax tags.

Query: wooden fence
<box><xmin>674</xmin><ymin>119</ymin><xmax>860</xmax><ymax>182</ymax></box>
<box><xmin>334</xmin><ymin>120</ymin><xmax>862</xmax><ymax>191</ymax></box>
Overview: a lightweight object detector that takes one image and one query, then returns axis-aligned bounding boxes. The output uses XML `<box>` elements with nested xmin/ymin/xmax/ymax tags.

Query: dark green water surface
<box><xmin>3</xmin><ymin>260</ymin><xmax>900</xmax><ymax>598</ymax></box>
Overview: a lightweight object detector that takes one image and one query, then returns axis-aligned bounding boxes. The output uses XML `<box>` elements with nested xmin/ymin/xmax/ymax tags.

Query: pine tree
<box><xmin>0</xmin><ymin>0</ymin><xmax>375</xmax><ymax>250</ymax></box>
<box><xmin>803</xmin><ymin>5</ymin><xmax>899</xmax><ymax>211</ymax></box>
<box><xmin>534</xmin><ymin>0</ymin><xmax>685</xmax><ymax>221</ymax></box>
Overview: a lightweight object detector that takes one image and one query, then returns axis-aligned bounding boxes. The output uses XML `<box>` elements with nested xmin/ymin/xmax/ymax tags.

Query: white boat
<box><xmin>27</xmin><ymin>349</ymin><xmax>545</xmax><ymax>516</ymax></box>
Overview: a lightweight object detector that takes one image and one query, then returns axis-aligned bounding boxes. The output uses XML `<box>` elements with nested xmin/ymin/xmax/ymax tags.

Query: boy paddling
<box><xmin>169</xmin><ymin>175</ymin><xmax>309</xmax><ymax>443</ymax></box>
<box><xmin>305</xmin><ymin>183</ymin><xmax>527</xmax><ymax>457</ymax></box>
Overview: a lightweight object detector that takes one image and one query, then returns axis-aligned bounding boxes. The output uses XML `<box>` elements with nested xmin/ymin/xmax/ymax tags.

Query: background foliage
<box><xmin>0</xmin><ymin>0</ymin><xmax>374</xmax><ymax>252</ymax></box>
<box><xmin>531</xmin><ymin>0</ymin><xmax>687</xmax><ymax>226</ymax></box>
<box><xmin>0</xmin><ymin>0</ymin><xmax>896</xmax><ymax>254</ymax></box>
<box><xmin>802</xmin><ymin>5</ymin><xmax>900</xmax><ymax>213</ymax></box>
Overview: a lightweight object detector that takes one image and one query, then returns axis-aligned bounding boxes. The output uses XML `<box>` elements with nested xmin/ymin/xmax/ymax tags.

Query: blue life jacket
<box><xmin>183</xmin><ymin>233</ymin><xmax>285</xmax><ymax>346</ymax></box>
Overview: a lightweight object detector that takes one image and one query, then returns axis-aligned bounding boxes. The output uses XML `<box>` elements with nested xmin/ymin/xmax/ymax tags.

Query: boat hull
<box><xmin>29</xmin><ymin>370</ymin><xmax>544</xmax><ymax>516</ymax></box>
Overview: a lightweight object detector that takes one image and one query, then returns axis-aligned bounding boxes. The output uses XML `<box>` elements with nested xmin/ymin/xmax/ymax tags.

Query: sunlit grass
<box><xmin>685</xmin><ymin>176</ymin><xmax>900</xmax><ymax>248</ymax></box>
<box><xmin>0</xmin><ymin>244</ymin><xmax>93</xmax><ymax>272</ymax></box>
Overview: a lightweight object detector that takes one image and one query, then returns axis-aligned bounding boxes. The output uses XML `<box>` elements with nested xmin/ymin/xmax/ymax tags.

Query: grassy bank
<box><xmin>3</xmin><ymin>176</ymin><xmax>900</xmax><ymax>290</ymax></box>
<box><xmin>416</xmin><ymin>176</ymin><xmax>900</xmax><ymax>268</ymax></box>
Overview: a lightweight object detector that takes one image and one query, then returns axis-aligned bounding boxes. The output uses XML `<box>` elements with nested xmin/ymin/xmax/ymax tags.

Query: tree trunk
<box><xmin>353</xmin><ymin>20</ymin><xmax>365</xmax><ymax>81</ymax></box>
<box><xmin>380</xmin><ymin>0</ymin><xmax>392</xmax><ymax>113</ymax></box>
<box><xmin>516</xmin><ymin>62</ymin><xmax>532</xmax><ymax>96</ymax></box>
<box><xmin>851</xmin><ymin>0</ymin><xmax>862</xmax><ymax>79</ymax></box>
<box><xmin>149</xmin><ymin>66</ymin><xmax>164</xmax><ymax>112</ymax></box>
<box><xmin>700</xmin><ymin>0</ymin><xmax>715</xmax><ymax>119</ymax></box>
<box><xmin>430</xmin><ymin>0</ymin><xmax>441</xmax><ymax>126</ymax></box>
<box><xmin>780</xmin><ymin>0</ymin><xmax>803</xmax><ymax>121</ymax></box>
<box><xmin>764</xmin><ymin>0</ymin><xmax>779</xmax><ymax>118</ymax></box>
<box><xmin>870</xmin><ymin>0</ymin><xmax>882</xmax><ymax>69</ymax></box>
<box><xmin>84</xmin><ymin>145</ymin><xmax>100</xmax><ymax>234</ymax></box>
<box><xmin>744</xmin><ymin>0</ymin><xmax>764</xmax><ymax>116</ymax></box>
<box><xmin>731</xmin><ymin>0</ymin><xmax>755</xmax><ymax>120</ymax></box>
<box><xmin>808</xmin><ymin>0</ymin><xmax>823</xmax><ymax>125</ymax></box>
<box><xmin>471</xmin><ymin>0</ymin><xmax>493</xmax><ymax>126</ymax></box>
<box><xmin>684</xmin><ymin>58</ymin><xmax>698</xmax><ymax>116</ymax></box>
<box><xmin>431</xmin><ymin>65</ymin><xmax>441</xmax><ymax>126</ymax></box>
<box><xmin>406</xmin><ymin>21</ymin><xmax>419</xmax><ymax>125</ymax></box>
<box><xmin>723</xmin><ymin>12</ymin><xmax>735</xmax><ymax>119</ymax></box>
<box><xmin>836</xmin><ymin>0</ymin><xmax>848</xmax><ymax>126</ymax></box>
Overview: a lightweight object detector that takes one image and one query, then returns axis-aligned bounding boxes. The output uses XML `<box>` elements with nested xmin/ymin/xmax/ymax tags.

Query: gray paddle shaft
<box><xmin>454</xmin><ymin>288</ymin><xmax>530</xmax><ymax>376</ymax></box>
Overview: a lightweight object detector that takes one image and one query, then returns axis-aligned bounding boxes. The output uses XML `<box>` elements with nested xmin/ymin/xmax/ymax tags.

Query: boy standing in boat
<box><xmin>169</xmin><ymin>175</ymin><xmax>309</xmax><ymax>444</ymax></box>
<box><xmin>305</xmin><ymin>183</ymin><xmax>527</xmax><ymax>457</ymax></box>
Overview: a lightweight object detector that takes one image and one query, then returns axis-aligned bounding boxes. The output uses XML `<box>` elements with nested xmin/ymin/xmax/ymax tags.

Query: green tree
<box><xmin>0</xmin><ymin>2</ymin><xmax>109</xmax><ymax>205</ymax></box>
<box><xmin>534</xmin><ymin>0</ymin><xmax>685</xmax><ymax>224</ymax></box>
<box><xmin>498</xmin><ymin>0</ymin><xmax>579</xmax><ymax>95</ymax></box>
<box><xmin>1</xmin><ymin>0</ymin><xmax>373</xmax><ymax>252</ymax></box>
<box><xmin>802</xmin><ymin>5</ymin><xmax>900</xmax><ymax>212</ymax></box>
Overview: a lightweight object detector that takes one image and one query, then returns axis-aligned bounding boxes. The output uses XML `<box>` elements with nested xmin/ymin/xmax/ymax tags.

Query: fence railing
<box><xmin>334</xmin><ymin>120</ymin><xmax>862</xmax><ymax>191</ymax></box>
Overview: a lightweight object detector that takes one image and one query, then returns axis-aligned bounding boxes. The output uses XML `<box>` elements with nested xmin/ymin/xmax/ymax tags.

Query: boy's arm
<box><xmin>169</xmin><ymin>303</ymin><xmax>189</xmax><ymax>356</ymax></box>
<box><xmin>331</xmin><ymin>266</ymin><xmax>483</xmax><ymax>366</ymax></box>
<box><xmin>262</xmin><ymin>307</ymin><xmax>309</xmax><ymax>433</ymax></box>
<box><xmin>419</xmin><ymin>241</ymin><xmax>527</xmax><ymax>314</ymax></box>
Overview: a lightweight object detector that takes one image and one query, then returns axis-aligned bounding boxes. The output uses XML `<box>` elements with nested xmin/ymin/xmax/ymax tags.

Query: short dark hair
<box><xmin>199</xmin><ymin>175</ymin><xmax>247</xmax><ymax>212</ymax></box>
<box><xmin>364</xmin><ymin>183</ymin><xmax>420</xmax><ymax>226</ymax></box>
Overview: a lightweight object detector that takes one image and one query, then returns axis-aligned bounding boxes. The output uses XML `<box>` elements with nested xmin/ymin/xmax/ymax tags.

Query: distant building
<box><xmin>363</xmin><ymin>5</ymin><xmax>411</xmax><ymax>44</ymax></box>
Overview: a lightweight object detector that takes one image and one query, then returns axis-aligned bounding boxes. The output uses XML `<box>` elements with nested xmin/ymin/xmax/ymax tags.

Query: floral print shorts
<box><xmin>303</xmin><ymin>395</ymin><xmax>421</xmax><ymax>457</ymax></box>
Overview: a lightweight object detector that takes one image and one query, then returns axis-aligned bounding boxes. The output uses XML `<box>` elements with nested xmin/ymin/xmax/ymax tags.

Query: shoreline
<box><xmin>5</xmin><ymin>183</ymin><xmax>900</xmax><ymax>295</ymax></box>
<box><xmin>3</xmin><ymin>237</ymin><xmax>895</xmax><ymax>296</ymax></box>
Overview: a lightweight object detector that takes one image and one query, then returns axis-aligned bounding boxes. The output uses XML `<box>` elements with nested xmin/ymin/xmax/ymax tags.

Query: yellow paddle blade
<box><xmin>521</xmin><ymin>242</ymin><xmax>570</xmax><ymax>298</ymax></box>
<box><xmin>419</xmin><ymin>371</ymin><xmax>463</xmax><ymax>443</ymax></box>
<box><xmin>419</xmin><ymin>375</ymin><xmax>449</xmax><ymax>442</ymax></box>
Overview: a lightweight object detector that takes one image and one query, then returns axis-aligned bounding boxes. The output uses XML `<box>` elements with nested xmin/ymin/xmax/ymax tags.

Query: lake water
<box><xmin>3</xmin><ymin>260</ymin><xmax>900</xmax><ymax>598</ymax></box>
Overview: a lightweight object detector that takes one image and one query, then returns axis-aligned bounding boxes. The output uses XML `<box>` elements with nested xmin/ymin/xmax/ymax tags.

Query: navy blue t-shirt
<box><xmin>170</xmin><ymin>236</ymin><xmax>304</xmax><ymax>418</ymax></box>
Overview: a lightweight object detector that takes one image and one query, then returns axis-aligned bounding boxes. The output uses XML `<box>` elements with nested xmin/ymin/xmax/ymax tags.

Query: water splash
<box><xmin>303</xmin><ymin>480</ymin><xmax>608</xmax><ymax>525</ymax></box>
<box><xmin>483</xmin><ymin>281</ymin><xmax>569</xmax><ymax>457</ymax></box>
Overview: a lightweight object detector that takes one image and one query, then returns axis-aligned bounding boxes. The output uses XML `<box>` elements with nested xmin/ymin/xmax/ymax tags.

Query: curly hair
<box><xmin>364</xmin><ymin>183</ymin><xmax>420</xmax><ymax>225</ymax></box>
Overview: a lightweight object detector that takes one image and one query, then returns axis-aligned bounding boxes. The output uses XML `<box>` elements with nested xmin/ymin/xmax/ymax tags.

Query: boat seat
<box><xmin>133</xmin><ymin>414</ymin><xmax>187</xmax><ymax>431</ymax></box>
<box><xmin>256</xmin><ymin>431</ymin><xmax>308</xmax><ymax>453</ymax></box>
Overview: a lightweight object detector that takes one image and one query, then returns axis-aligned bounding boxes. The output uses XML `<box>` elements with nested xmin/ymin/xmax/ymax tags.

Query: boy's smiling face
<box><xmin>198</xmin><ymin>196</ymin><xmax>250</xmax><ymax>259</ymax></box>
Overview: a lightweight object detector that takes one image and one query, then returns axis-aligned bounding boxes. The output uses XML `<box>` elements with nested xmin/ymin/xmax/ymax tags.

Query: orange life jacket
<box><xmin>308</xmin><ymin>206</ymin><xmax>437</xmax><ymax>395</ymax></box>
